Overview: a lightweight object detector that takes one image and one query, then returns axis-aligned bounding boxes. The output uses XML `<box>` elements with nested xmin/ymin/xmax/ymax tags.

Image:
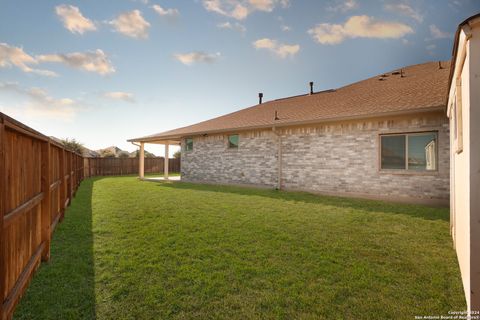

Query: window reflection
<box><xmin>381</xmin><ymin>132</ymin><xmax>437</xmax><ymax>171</ymax></box>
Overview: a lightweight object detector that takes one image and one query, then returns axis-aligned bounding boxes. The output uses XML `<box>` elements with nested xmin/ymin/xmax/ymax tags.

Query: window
<box><xmin>185</xmin><ymin>138</ymin><xmax>193</xmax><ymax>151</ymax></box>
<box><xmin>228</xmin><ymin>134</ymin><xmax>239</xmax><ymax>149</ymax></box>
<box><xmin>380</xmin><ymin>132</ymin><xmax>437</xmax><ymax>171</ymax></box>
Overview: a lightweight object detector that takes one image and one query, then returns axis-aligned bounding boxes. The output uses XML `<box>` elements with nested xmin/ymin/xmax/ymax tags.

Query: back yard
<box><xmin>14</xmin><ymin>177</ymin><xmax>465</xmax><ymax>319</ymax></box>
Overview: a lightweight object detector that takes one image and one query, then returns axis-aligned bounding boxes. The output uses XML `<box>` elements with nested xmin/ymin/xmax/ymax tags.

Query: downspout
<box><xmin>272</xmin><ymin>126</ymin><xmax>282</xmax><ymax>190</ymax></box>
<box><xmin>131</xmin><ymin>141</ymin><xmax>144</xmax><ymax>179</ymax></box>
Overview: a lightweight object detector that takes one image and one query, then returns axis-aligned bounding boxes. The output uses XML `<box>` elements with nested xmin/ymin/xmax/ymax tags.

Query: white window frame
<box><xmin>227</xmin><ymin>134</ymin><xmax>239</xmax><ymax>149</ymax></box>
<box><xmin>379</xmin><ymin>131</ymin><xmax>439</xmax><ymax>172</ymax></box>
<box><xmin>185</xmin><ymin>138</ymin><xmax>193</xmax><ymax>152</ymax></box>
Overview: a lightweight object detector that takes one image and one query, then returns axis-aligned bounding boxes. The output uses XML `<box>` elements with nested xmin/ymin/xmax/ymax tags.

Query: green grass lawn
<box><xmin>14</xmin><ymin>176</ymin><xmax>465</xmax><ymax>319</ymax></box>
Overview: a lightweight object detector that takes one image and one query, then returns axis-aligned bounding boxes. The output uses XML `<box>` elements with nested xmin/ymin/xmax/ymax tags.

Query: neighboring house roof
<box><xmin>129</xmin><ymin>60</ymin><xmax>450</xmax><ymax>142</ymax></box>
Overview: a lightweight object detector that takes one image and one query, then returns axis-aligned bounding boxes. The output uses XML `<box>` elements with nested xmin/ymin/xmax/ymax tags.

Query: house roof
<box><xmin>448</xmin><ymin>12</ymin><xmax>480</xmax><ymax>105</ymax></box>
<box><xmin>129</xmin><ymin>60</ymin><xmax>450</xmax><ymax>142</ymax></box>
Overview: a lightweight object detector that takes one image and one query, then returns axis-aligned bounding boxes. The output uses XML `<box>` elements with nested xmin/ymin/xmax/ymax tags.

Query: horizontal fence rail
<box><xmin>0</xmin><ymin>113</ymin><xmax>84</xmax><ymax>320</ymax></box>
<box><xmin>84</xmin><ymin>157</ymin><xmax>180</xmax><ymax>177</ymax></box>
<box><xmin>0</xmin><ymin>112</ymin><xmax>180</xmax><ymax>320</ymax></box>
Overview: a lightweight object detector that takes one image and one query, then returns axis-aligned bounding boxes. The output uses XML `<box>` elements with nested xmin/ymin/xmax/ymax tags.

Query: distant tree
<box><xmin>102</xmin><ymin>150</ymin><xmax>116</xmax><ymax>158</ymax></box>
<box><xmin>173</xmin><ymin>150</ymin><xmax>181</xmax><ymax>159</ymax></box>
<box><xmin>145</xmin><ymin>151</ymin><xmax>156</xmax><ymax>158</ymax></box>
<box><xmin>133</xmin><ymin>149</ymin><xmax>156</xmax><ymax>158</ymax></box>
<box><xmin>118</xmin><ymin>151</ymin><xmax>130</xmax><ymax>158</ymax></box>
<box><xmin>62</xmin><ymin>138</ymin><xmax>84</xmax><ymax>154</ymax></box>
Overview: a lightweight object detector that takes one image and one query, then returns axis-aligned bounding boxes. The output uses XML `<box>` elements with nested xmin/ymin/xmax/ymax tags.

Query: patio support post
<box><xmin>164</xmin><ymin>143</ymin><xmax>169</xmax><ymax>180</ymax></box>
<box><xmin>139</xmin><ymin>142</ymin><xmax>145</xmax><ymax>179</ymax></box>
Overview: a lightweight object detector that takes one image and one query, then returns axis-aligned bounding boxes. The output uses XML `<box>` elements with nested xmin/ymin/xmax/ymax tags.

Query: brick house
<box><xmin>129</xmin><ymin>61</ymin><xmax>451</xmax><ymax>205</ymax></box>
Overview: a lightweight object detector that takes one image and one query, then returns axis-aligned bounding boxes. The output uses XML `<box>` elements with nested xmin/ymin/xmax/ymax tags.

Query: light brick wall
<box><xmin>181</xmin><ymin>131</ymin><xmax>278</xmax><ymax>187</ymax></box>
<box><xmin>181</xmin><ymin>112</ymin><xmax>449</xmax><ymax>201</ymax></box>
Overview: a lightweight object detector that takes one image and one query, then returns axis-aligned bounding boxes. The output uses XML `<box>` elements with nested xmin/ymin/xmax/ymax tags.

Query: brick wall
<box><xmin>181</xmin><ymin>112</ymin><xmax>449</xmax><ymax>201</ymax></box>
<box><xmin>181</xmin><ymin>131</ymin><xmax>278</xmax><ymax>187</ymax></box>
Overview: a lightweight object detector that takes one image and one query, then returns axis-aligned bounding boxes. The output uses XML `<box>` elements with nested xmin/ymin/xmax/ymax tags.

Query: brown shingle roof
<box><xmin>130</xmin><ymin>60</ymin><xmax>450</xmax><ymax>142</ymax></box>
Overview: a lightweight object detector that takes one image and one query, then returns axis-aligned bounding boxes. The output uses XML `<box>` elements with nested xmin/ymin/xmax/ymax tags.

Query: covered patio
<box><xmin>128</xmin><ymin>136</ymin><xmax>181</xmax><ymax>181</ymax></box>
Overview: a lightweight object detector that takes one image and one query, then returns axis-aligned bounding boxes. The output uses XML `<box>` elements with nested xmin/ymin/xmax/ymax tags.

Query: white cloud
<box><xmin>308</xmin><ymin>15</ymin><xmax>413</xmax><ymax>45</ymax></box>
<box><xmin>279</xmin><ymin>0</ymin><xmax>290</xmax><ymax>8</ymax></box>
<box><xmin>249</xmin><ymin>0</ymin><xmax>275</xmax><ymax>11</ymax></box>
<box><xmin>0</xmin><ymin>43</ymin><xmax>114</xmax><ymax>77</ymax></box>
<box><xmin>202</xmin><ymin>0</ymin><xmax>288</xmax><ymax>20</ymax></box>
<box><xmin>203</xmin><ymin>0</ymin><xmax>248</xmax><ymax>20</ymax></box>
<box><xmin>327</xmin><ymin>0</ymin><xmax>358</xmax><ymax>12</ymax></box>
<box><xmin>0</xmin><ymin>43</ymin><xmax>57</xmax><ymax>76</ymax></box>
<box><xmin>0</xmin><ymin>82</ymin><xmax>79</xmax><ymax>121</ymax></box>
<box><xmin>253</xmin><ymin>38</ymin><xmax>300</xmax><ymax>58</ymax></box>
<box><xmin>450</xmin><ymin>0</ymin><xmax>463</xmax><ymax>7</ymax></box>
<box><xmin>173</xmin><ymin>51</ymin><xmax>221</xmax><ymax>65</ymax></box>
<box><xmin>104</xmin><ymin>91</ymin><xmax>135</xmax><ymax>103</ymax></box>
<box><xmin>217</xmin><ymin>21</ymin><xmax>246</xmax><ymax>33</ymax></box>
<box><xmin>109</xmin><ymin>10</ymin><xmax>150</xmax><ymax>39</ymax></box>
<box><xmin>55</xmin><ymin>4</ymin><xmax>96</xmax><ymax>34</ymax></box>
<box><xmin>384</xmin><ymin>3</ymin><xmax>423</xmax><ymax>23</ymax></box>
<box><xmin>37</xmin><ymin>49</ymin><xmax>115</xmax><ymax>75</ymax></box>
<box><xmin>429</xmin><ymin>24</ymin><xmax>451</xmax><ymax>39</ymax></box>
<box><xmin>152</xmin><ymin>4</ymin><xmax>179</xmax><ymax>17</ymax></box>
<box><xmin>281</xmin><ymin>25</ymin><xmax>291</xmax><ymax>32</ymax></box>
<box><xmin>426</xmin><ymin>43</ymin><xmax>437</xmax><ymax>55</ymax></box>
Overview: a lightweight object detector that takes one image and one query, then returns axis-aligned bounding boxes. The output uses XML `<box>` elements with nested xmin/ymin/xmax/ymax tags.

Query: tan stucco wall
<box><xmin>468</xmin><ymin>24</ymin><xmax>480</xmax><ymax>313</ymax></box>
<box><xmin>448</xmin><ymin>20</ymin><xmax>480</xmax><ymax>312</ymax></box>
<box><xmin>181</xmin><ymin>112</ymin><xmax>449</xmax><ymax>204</ymax></box>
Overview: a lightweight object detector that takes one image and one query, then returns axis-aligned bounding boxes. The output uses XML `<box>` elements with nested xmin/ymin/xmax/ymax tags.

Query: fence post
<box><xmin>0</xmin><ymin>121</ymin><xmax>5</xmax><ymax>320</ymax></box>
<box><xmin>40</xmin><ymin>140</ymin><xmax>51</xmax><ymax>261</ymax></box>
<box><xmin>60</xmin><ymin>148</ymin><xmax>66</xmax><ymax>220</ymax></box>
<box><xmin>67</xmin><ymin>153</ymin><xmax>72</xmax><ymax>206</ymax></box>
<box><xmin>69</xmin><ymin>153</ymin><xmax>73</xmax><ymax>200</ymax></box>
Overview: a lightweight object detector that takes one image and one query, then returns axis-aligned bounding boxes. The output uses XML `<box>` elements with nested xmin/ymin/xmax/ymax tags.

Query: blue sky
<box><xmin>0</xmin><ymin>0</ymin><xmax>478</xmax><ymax>156</ymax></box>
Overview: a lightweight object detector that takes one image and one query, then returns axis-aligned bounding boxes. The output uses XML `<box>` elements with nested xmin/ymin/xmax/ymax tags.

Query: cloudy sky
<box><xmin>0</xmin><ymin>0</ymin><xmax>478</xmax><ymax>155</ymax></box>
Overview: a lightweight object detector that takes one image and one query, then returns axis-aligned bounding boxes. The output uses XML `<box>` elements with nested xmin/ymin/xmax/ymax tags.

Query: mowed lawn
<box><xmin>15</xmin><ymin>176</ymin><xmax>465</xmax><ymax>319</ymax></box>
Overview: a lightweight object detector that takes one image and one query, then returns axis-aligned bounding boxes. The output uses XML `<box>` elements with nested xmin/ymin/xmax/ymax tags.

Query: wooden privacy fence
<box><xmin>84</xmin><ymin>157</ymin><xmax>180</xmax><ymax>177</ymax></box>
<box><xmin>0</xmin><ymin>113</ymin><xmax>182</xmax><ymax>319</ymax></box>
<box><xmin>0</xmin><ymin>113</ymin><xmax>84</xmax><ymax>320</ymax></box>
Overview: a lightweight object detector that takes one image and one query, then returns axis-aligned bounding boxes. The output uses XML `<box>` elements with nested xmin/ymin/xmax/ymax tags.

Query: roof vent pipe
<box><xmin>309</xmin><ymin>82</ymin><xmax>314</xmax><ymax>95</ymax></box>
<box><xmin>259</xmin><ymin>92</ymin><xmax>263</xmax><ymax>104</ymax></box>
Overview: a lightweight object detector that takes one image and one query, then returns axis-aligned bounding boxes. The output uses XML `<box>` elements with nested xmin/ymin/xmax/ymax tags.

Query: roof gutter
<box><xmin>127</xmin><ymin>106</ymin><xmax>446</xmax><ymax>143</ymax></box>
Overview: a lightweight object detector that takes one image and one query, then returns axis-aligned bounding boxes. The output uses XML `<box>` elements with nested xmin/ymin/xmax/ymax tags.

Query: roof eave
<box><xmin>128</xmin><ymin>105</ymin><xmax>445</xmax><ymax>143</ymax></box>
<box><xmin>447</xmin><ymin>12</ymin><xmax>480</xmax><ymax>110</ymax></box>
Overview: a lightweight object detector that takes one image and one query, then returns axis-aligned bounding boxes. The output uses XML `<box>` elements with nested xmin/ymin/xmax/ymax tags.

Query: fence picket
<box><xmin>84</xmin><ymin>157</ymin><xmax>180</xmax><ymax>177</ymax></box>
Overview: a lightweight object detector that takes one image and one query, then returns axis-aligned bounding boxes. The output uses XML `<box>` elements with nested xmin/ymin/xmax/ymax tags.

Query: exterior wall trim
<box><xmin>130</xmin><ymin>107</ymin><xmax>446</xmax><ymax>143</ymax></box>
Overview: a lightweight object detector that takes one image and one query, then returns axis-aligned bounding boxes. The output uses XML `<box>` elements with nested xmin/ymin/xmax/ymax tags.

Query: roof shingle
<box><xmin>130</xmin><ymin>61</ymin><xmax>450</xmax><ymax>142</ymax></box>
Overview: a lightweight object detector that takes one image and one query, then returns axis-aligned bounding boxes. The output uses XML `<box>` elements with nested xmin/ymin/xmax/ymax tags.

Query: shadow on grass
<box><xmin>157</xmin><ymin>180</ymin><xmax>449</xmax><ymax>222</ymax></box>
<box><xmin>14</xmin><ymin>177</ymin><xmax>101</xmax><ymax>320</ymax></box>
